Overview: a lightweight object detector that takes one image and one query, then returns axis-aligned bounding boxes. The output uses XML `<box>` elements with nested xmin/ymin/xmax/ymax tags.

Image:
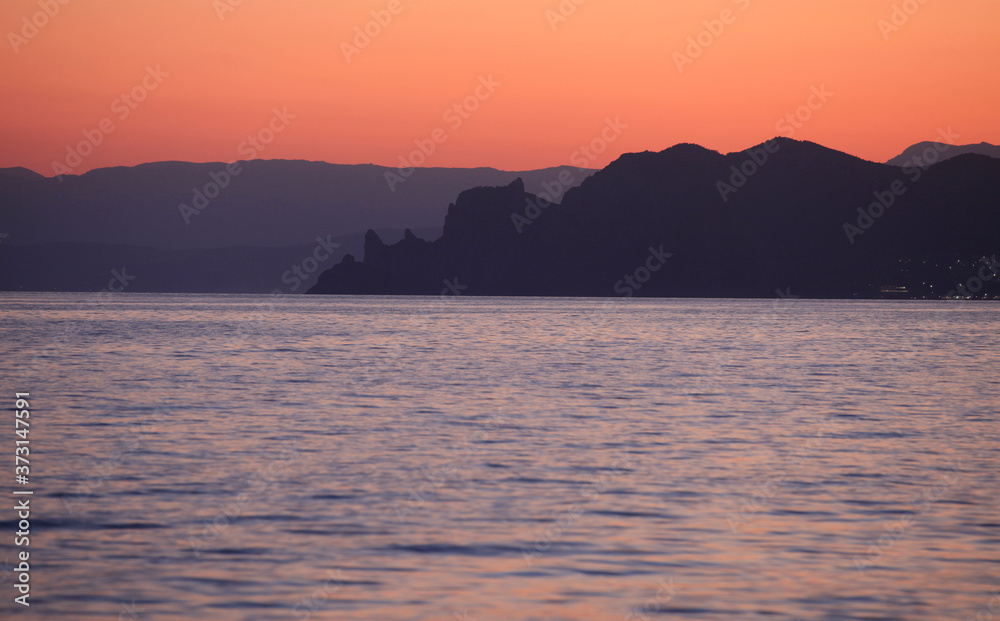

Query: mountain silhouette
<box><xmin>0</xmin><ymin>161</ymin><xmax>595</xmax><ymax>248</ymax></box>
<box><xmin>0</xmin><ymin>229</ymin><xmax>437</xmax><ymax>294</ymax></box>
<box><xmin>886</xmin><ymin>141</ymin><xmax>1000</xmax><ymax>168</ymax></box>
<box><xmin>0</xmin><ymin>161</ymin><xmax>594</xmax><ymax>292</ymax></box>
<box><xmin>309</xmin><ymin>138</ymin><xmax>1000</xmax><ymax>299</ymax></box>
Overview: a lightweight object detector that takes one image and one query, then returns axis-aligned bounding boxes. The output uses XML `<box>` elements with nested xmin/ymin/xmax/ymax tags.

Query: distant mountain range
<box><xmin>309</xmin><ymin>139</ymin><xmax>1000</xmax><ymax>299</ymax></box>
<box><xmin>2</xmin><ymin>140</ymin><xmax>997</xmax><ymax>297</ymax></box>
<box><xmin>886</xmin><ymin>141</ymin><xmax>1000</xmax><ymax>168</ymax></box>
<box><xmin>0</xmin><ymin>162</ymin><xmax>595</xmax><ymax>292</ymax></box>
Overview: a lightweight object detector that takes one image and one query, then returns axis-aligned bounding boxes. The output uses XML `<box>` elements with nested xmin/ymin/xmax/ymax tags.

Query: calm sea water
<box><xmin>0</xmin><ymin>293</ymin><xmax>998</xmax><ymax>620</ymax></box>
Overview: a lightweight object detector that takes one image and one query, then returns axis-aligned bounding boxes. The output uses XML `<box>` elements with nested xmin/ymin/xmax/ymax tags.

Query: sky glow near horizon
<box><xmin>1</xmin><ymin>0</ymin><xmax>998</xmax><ymax>175</ymax></box>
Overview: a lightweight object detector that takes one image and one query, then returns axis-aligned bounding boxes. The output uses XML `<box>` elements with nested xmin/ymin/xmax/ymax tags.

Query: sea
<box><xmin>0</xmin><ymin>292</ymin><xmax>997</xmax><ymax>620</ymax></box>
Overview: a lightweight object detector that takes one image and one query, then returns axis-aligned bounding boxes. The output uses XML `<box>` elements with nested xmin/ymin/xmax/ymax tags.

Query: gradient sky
<box><xmin>1</xmin><ymin>0</ymin><xmax>998</xmax><ymax>175</ymax></box>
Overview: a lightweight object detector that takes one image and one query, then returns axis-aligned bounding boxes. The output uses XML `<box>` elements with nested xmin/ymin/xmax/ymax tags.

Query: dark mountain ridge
<box><xmin>309</xmin><ymin>138</ymin><xmax>1000</xmax><ymax>299</ymax></box>
<box><xmin>886</xmin><ymin>141</ymin><xmax>1000</xmax><ymax>168</ymax></box>
<box><xmin>0</xmin><ymin>160</ymin><xmax>596</xmax><ymax>249</ymax></box>
<box><xmin>0</xmin><ymin>160</ymin><xmax>594</xmax><ymax>292</ymax></box>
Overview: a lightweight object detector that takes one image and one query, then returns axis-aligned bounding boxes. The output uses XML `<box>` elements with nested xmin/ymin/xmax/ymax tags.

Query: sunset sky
<box><xmin>1</xmin><ymin>0</ymin><xmax>998</xmax><ymax>176</ymax></box>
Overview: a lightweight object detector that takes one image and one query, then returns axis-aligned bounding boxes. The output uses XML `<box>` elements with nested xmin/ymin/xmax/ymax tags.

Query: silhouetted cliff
<box><xmin>309</xmin><ymin>139</ymin><xmax>1000</xmax><ymax>299</ymax></box>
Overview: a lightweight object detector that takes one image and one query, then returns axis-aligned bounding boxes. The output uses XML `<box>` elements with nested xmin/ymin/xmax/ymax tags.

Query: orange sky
<box><xmin>1</xmin><ymin>0</ymin><xmax>998</xmax><ymax>176</ymax></box>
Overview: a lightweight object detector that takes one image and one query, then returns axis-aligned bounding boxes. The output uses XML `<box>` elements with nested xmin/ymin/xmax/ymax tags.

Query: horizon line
<box><xmin>3</xmin><ymin>136</ymin><xmax>997</xmax><ymax>179</ymax></box>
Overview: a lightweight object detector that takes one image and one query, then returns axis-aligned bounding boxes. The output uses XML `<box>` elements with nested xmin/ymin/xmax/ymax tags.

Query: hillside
<box><xmin>310</xmin><ymin>139</ymin><xmax>1000</xmax><ymax>299</ymax></box>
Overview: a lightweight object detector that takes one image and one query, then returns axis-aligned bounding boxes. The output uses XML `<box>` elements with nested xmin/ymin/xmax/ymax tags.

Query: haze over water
<box><xmin>1</xmin><ymin>293</ymin><xmax>997</xmax><ymax>620</ymax></box>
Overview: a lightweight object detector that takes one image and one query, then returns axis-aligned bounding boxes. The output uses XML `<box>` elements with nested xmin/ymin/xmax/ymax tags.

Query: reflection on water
<box><xmin>0</xmin><ymin>293</ymin><xmax>997</xmax><ymax>620</ymax></box>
